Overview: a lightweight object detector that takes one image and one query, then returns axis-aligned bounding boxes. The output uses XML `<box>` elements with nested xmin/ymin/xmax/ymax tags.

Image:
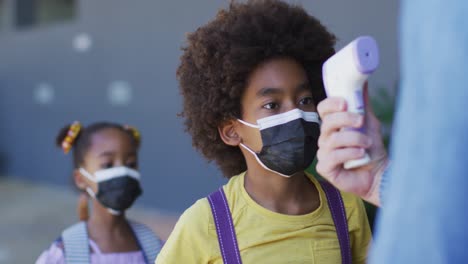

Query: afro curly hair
<box><xmin>177</xmin><ymin>0</ymin><xmax>336</xmax><ymax>177</ymax></box>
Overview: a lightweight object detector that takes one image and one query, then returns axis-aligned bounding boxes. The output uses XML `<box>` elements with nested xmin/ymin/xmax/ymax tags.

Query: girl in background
<box><xmin>36</xmin><ymin>121</ymin><xmax>162</xmax><ymax>264</ymax></box>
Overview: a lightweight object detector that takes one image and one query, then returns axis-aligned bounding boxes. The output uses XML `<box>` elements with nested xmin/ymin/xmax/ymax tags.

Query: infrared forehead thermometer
<box><xmin>322</xmin><ymin>36</ymin><xmax>379</xmax><ymax>169</ymax></box>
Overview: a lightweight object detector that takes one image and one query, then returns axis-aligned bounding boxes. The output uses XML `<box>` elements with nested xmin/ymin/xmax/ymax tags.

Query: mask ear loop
<box><xmin>79</xmin><ymin>168</ymin><xmax>96</xmax><ymax>182</ymax></box>
<box><xmin>78</xmin><ymin>168</ymin><xmax>97</xmax><ymax>197</ymax></box>
<box><xmin>78</xmin><ymin>168</ymin><xmax>96</xmax><ymax>197</ymax></box>
<box><xmin>237</xmin><ymin>119</ymin><xmax>260</xmax><ymax>129</ymax></box>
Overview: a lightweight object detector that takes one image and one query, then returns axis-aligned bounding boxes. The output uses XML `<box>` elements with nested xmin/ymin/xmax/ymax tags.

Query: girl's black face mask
<box><xmin>80</xmin><ymin>166</ymin><xmax>142</xmax><ymax>215</ymax></box>
<box><xmin>238</xmin><ymin>109</ymin><xmax>321</xmax><ymax>177</ymax></box>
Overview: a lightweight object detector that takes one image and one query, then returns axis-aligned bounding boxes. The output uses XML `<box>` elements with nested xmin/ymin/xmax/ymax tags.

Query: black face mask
<box><xmin>238</xmin><ymin>109</ymin><xmax>321</xmax><ymax>177</ymax></box>
<box><xmin>80</xmin><ymin>166</ymin><xmax>142</xmax><ymax>214</ymax></box>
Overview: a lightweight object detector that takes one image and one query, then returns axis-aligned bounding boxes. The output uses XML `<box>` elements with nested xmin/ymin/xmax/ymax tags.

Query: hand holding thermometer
<box><xmin>322</xmin><ymin>36</ymin><xmax>379</xmax><ymax>169</ymax></box>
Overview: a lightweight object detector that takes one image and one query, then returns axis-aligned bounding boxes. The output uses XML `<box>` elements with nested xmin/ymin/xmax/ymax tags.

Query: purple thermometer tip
<box><xmin>354</xmin><ymin>36</ymin><xmax>379</xmax><ymax>74</ymax></box>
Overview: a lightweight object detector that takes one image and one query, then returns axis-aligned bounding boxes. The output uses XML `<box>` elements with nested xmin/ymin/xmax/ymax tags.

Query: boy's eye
<box><xmin>263</xmin><ymin>102</ymin><xmax>279</xmax><ymax>110</ymax></box>
<box><xmin>299</xmin><ymin>97</ymin><xmax>314</xmax><ymax>105</ymax></box>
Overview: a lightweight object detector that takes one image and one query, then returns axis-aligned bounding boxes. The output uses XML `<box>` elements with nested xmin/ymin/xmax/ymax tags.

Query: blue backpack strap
<box><xmin>61</xmin><ymin>221</ymin><xmax>90</xmax><ymax>264</ymax></box>
<box><xmin>129</xmin><ymin>220</ymin><xmax>163</xmax><ymax>264</ymax></box>
<box><xmin>208</xmin><ymin>188</ymin><xmax>243</xmax><ymax>264</ymax></box>
<box><xmin>320</xmin><ymin>180</ymin><xmax>352</xmax><ymax>264</ymax></box>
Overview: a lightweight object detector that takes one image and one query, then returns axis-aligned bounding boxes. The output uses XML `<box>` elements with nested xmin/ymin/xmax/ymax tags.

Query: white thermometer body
<box><xmin>322</xmin><ymin>36</ymin><xmax>379</xmax><ymax>169</ymax></box>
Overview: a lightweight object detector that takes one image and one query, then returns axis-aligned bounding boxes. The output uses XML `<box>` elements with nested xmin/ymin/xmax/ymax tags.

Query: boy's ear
<box><xmin>73</xmin><ymin>169</ymin><xmax>87</xmax><ymax>190</ymax></box>
<box><xmin>218</xmin><ymin>120</ymin><xmax>241</xmax><ymax>147</ymax></box>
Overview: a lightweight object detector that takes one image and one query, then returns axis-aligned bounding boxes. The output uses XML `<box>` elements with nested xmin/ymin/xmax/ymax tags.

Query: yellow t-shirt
<box><xmin>156</xmin><ymin>172</ymin><xmax>371</xmax><ymax>264</ymax></box>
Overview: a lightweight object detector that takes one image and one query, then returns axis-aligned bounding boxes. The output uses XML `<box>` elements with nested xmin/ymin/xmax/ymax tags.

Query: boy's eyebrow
<box><xmin>256</xmin><ymin>82</ymin><xmax>311</xmax><ymax>98</ymax></box>
<box><xmin>296</xmin><ymin>82</ymin><xmax>311</xmax><ymax>93</ymax></box>
<box><xmin>256</xmin><ymin>87</ymin><xmax>284</xmax><ymax>98</ymax></box>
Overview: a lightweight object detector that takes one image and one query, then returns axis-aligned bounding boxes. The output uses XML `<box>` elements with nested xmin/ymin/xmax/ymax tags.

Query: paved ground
<box><xmin>0</xmin><ymin>176</ymin><xmax>179</xmax><ymax>264</ymax></box>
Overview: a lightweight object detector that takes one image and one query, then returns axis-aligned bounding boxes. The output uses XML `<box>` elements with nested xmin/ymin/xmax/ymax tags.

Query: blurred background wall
<box><xmin>0</xmin><ymin>1</ymin><xmax>399</xmax><ymax>263</ymax></box>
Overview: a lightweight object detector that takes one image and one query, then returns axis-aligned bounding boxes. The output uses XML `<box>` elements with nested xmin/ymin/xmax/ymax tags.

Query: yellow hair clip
<box><xmin>62</xmin><ymin>121</ymin><xmax>82</xmax><ymax>154</ymax></box>
<box><xmin>124</xmin><ymin>125</ymin><xmax>141</xmax><ymax>146</ymax></box>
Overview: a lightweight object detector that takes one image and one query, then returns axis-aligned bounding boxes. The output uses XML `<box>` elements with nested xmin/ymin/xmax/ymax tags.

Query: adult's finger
<box><xmin>317</xmin><ymin>97</ymin><xmax>347</xmax><ymax>117</ymax></box>
<box><xmin>323</xmin><ymin>130</ymin><xmax>372</xmax><ymax>151</ymax></box>
<box><xmin>319</xmin><ymin>112</ymin><xmax>364</xmax><ymax>139</ymax></box>
<box><xmin>316</xmin><ymin>147</ymin><xmax>365</xmax><ymax>175</ymax></box>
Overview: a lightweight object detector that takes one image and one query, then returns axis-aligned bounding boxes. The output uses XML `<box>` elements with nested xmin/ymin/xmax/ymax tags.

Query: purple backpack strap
<box><xmin>208</xmin><ymin>188</ymin><xmax>243</xmax><ymax>264</ymax></box>
<box><xmin>320</xmin><ymin>180</ymin><xmax>352</xmax><ymax>264</ymax></box>
<box><xmin>208</xmin><ymin>183</ymin><xmax>350</xmax><ymax>264</ymax></box>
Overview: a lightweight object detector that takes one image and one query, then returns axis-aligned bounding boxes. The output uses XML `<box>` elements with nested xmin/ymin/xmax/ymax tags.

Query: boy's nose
<box><xmin>281</xmin><ymin>99</ymin><xmax>297</xmax><ymax>113</ymax></box>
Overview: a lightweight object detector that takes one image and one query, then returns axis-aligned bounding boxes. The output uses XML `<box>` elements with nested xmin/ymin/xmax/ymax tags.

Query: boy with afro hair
<box><xmin>156</xmin><ymin>1</ymin><xmax>371</xmax><ymax>263</ymax></box>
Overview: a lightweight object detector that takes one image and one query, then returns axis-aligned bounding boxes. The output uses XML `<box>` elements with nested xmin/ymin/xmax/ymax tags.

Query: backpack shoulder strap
<box><xmin>207</xmin><ymin>188</ymin><xmax>243</xmax><ymax>264</ymax></box>
<box><xmin>319</xmin><ymin>180</ymin><xmax>352</xmax><ymax>264</ymax></box>
<box><xmin>129</xmin><ymin>220</ymin><xmax>163</xmax><ymax>264</ymax></box>
<box><xmin>61</xmin><ymin>221</ymin><xmax>90</xmax><ymax>264</ymax></box>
